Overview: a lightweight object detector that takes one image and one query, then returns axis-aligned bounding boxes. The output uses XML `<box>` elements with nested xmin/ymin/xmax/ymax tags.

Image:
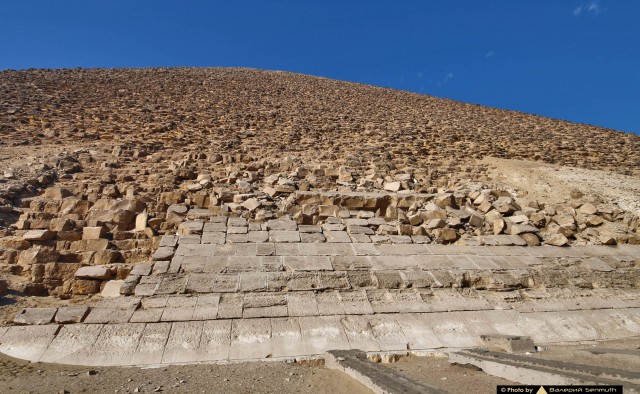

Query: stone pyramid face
<box><xmin>0</xmin><ymin>68</ymin><xmax>639</xmax><ymax>373</ymax></box>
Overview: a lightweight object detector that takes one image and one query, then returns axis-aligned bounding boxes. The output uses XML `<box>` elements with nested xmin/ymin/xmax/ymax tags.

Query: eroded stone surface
<box><xmin>1</xmin><ymin>68</ymin><xmax>639</xmax><ymax>368</ymax></box>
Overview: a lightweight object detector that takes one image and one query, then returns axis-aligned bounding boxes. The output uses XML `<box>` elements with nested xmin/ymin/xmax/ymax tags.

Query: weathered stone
<box><xmin>178</xmin><ymin>221</ymin><xmax>204</xmax><ymax>235</ymax></box>
<box><xmin>383</xmin><ymin>181</ymin><xmax>401</xmax><ymax>192</ymax></box>
<box><xmin>54</xmin><ymin>306</ymin><xmax>90</xmax><ymax>323</ymax></box>
<box><xmin>152</xmin><ymin>246</ymin><xmax>175</xmax><ymax>261</ymax></box>
<box><xmin>579</xmin><ymin>203</ymin><xmax>598</xmax><ymax>215</ymax></box>
<box><xmin>18</xmin><ymin>247</ymin><xmax>60</xmax><ymax>266</ymax></box>
<box><xmin>433</xmin><ymin>228</ymin><xmax>457</xmax><ymax>243</ymax></box>
<box><xmin>23</xmin><ymin>230</ymin><xmax>56</xmax><ymax>241</ymax></box>
<box><xmin>134</xmin><ymin>211</ymin><xmax>148</xmax><ymax>231</ymax></box>
<box><xmin>241</xmin><ymin>198</ymin><xmax>261</xmax><ymax>211</ymax></box>
<box><xmin>43</xmin><ymin>186</ymin><xmax>73</xmax><ymax>200</ymax></box>
<box><xmin>546</xmin><ymin>233</ymin><xmax>569</xmax><ymax>247</ymax></box>
<box><xmin>75</xmin><ymin>266</ymin><xmax>112</xmax><ymax>280</ymax></box>
<box><xmin>82</xmin><ymin>226</ymin><xmax>106</xmax><ymax>240</ymax></box>
<box><xmin>0</xmin><ymin>279</ymin><xmax>7</xmax><ymax>296</ymax></box>
<box><xmin>599</xmin><ymin>233</ymin><xmax>617</xmax><ymax>245</ymax></box>
<box><xmin>49</xmin><ymin>218</ymin><xmax>74</xmax><ymax>232</ymax></box>
<box><xmin>71</xmin><ymin>279</ymin><xmax>102</xmax><ymax>295</ymax></box>
<box><xmin>100</xmin><ymin>280</ymin><xmax>124</xmax><ymax>297</ymax></box>
<box><xmin>520</xmin><ymin>233</ymin><xmax>541</xmax><ymax>246</ymax></box>
<box><xmin>14</xmin><ymin>308</ymin><xmax>57</xmax><ymax>325</ymax></box>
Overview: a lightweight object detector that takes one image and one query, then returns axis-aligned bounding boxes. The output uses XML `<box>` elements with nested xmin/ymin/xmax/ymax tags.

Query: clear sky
<box><xmin>1</xmin><ymin>1</ymin><xmax>639</xmax><ymax>134</ymax></box>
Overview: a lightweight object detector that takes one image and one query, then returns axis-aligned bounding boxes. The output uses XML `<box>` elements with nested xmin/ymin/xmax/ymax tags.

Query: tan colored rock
<box><xmin>43</xmin><ymin>186</ymin><xmax>73</xmax><ymax>200</ymax></box>
<box><xmin>520</xmin><ymin>233</ymin><xmax>541</xmax><ymax>246</ymax></box>
<box><xmin>426</xmin><ymin>219</ymin><xmax>446</xmax><ymax>229</ymax></box>
<box><xmin>447</xmin><ymin>217</ymin><xmax>463</xmax><ymax>228</ymax></box>
<box><xmin>241</xmin><ymin>198</ymin><xmax>261</xmax><ymax>211</ymax></box>
<box><xmin>546</xmin><ymin>233</ymin><xmax>569</xmax><ymax>246</ymax></box>
<box><xmin>477</xmin><ymin>200</ymin><xmax>493</xmax><ymax>213</ymax></box>
<box><xmin>508</xmin><ymin>223</ymin><xmax>539</xmax><ymax>235</ymax></box>
<box><xmin>113</xmin><ymin>198</ymin><xmax>146</xmax><ymax>213</ymax></box>
<box><xmin>433</xmin><ymin>194</ymin><xmax>454</xmax><ymax>208</ymax></box>
<box><xmin>60</xmin><ymin>198</ymin><xmax>91</xmax><ymax>216</ymax></box>
<box><xmin>434</xmin><ymin>228</ymin><xmax>457</xmax><ymax>243</ymax></box>
<box><xmin>71</xmin><ymin>279</ymin><xmax>101</xmax><ymax>295</ymax></box>
<box><xmin>75</xmin><ymin>266</ymin><xmax>112</xmax><ymax>279</ymax></box>
<box><xmin>383</xmin><ymin>181</ymin><xmax>401</xmax><ymax>192</ymax></box>
<box><xmin>276</xmin><ymin>185</ymin><xmax>295</xmax><ymax>194</ymax></box>
<box><xmin>18</xmin><ymin>247</ymin><xmax>59</xmax><ymax>266</ymax></box>
<box><xmin>396</xmin><ymin>224</ymin><xmax>413</xmax><ymax>236</ymax></box>
<box><xmin>100</xmin><ymin>280</ymin><xmax>124</xmax><ymax>297</ymax></box>
<box><xmin>579</xmin><ymin>203</ymin><xmax>598</xmax><ymax>215</ymax></box>
<box><xmin>48</xmin><ymin>218</ymin><xmax>74</xmax><ymax>232</ymax></box>
<box><xmin>587</xmin><ymin>216</ymin><xmax>604</xmax><ymax>227</ymax></box>
<box><xmin>177</xmin><ymin>220</ymin><xmax>204</xmax><ymax>235</ymax></box>
<box><xmin>468</xmin><ymin>214</ymin><xmax>483</xmax><ymax>227</ymax></box>
<box><xmin>92</xmin><ymin>250</ymin><xmax>122</xmax><ymax>265</ymax></box>
<box><xmin>408</xmin><ymin>214</ymin><xmax>423</xmax><ymax>226</ymax></box>
<box><xmin>599</xmin><ymin>233</ymin><xmax>617</xmax><ymax>245</ymax></box>
<box><xmin>135</xmin><ymin>211</ymin><xmax>148</xmax><ymax>231</ymax></box>
<box><xmin>23</xmin><ymin>229</ymin><xmax>56</xmax><ymax>241</ymax></box>
<box><xmin>83</xmin><ymin>226</ymin><xmax>106</xmax><ymax>240</ymax></box>
<box><xmin>319</xmin><ymin>205</ymin><xmax>340</xmax><ymax>217</ymax></box>
<box><xmin>3</xmin><ymin>67</ymin><xmax>640</xmax><ymax>300</ymax></box>
<box><xmin>0</xmin><ymin>236</ymin><xmax>31</xmax><ymax>250</ymax></box>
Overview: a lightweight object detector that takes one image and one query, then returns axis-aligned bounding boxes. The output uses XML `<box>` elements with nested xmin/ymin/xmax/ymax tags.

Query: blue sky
<box><xmin>1</xmin><ymin>1</ymin><xmax>639</xmax><ymax>134</ymax></box>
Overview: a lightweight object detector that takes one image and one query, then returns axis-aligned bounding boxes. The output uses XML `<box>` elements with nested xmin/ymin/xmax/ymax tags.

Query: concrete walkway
<box><xmin>2</xmin><ymin>238</ymin><xmax>639</xmax><ymax>366</ymax></box>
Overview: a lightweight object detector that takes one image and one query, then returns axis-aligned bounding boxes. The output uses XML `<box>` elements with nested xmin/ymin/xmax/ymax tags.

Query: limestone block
<box><xmin>23</xmin><ymin>230</ymin><xmax>56</xmax><ymax>241</ymax></box>
<box><xmin>134</xmin><ymin>212</ymin><xmax>148</xmax><ymax>231</ymax></box>
<box><xmin>177</xmin><ymin>221</ymin><xmax>204</xmax><ymax>235</ymax></box>
<box><xmin>18</xmin><ymin>247</ymin><xmax>60</xmax><ymax>266</ymax></box>
<box><xmin>152</xmin><ymin>246</ymin><xmax>175</xmax><ymax>261</ymax></box>
<box><xmin>546</xmin><ymin>233</ymin><xmax>569</xmax><ymax>247</ymax></box>
<box><xmin>82</xmin><ymin>226</ymin><xmax>106</xmax><ymax>240</ymax></box>
<box><xmin>433</xmin><ymin>228</ymin><xmax>458</xmax><ymax>243</ymax></box>
<box><xmin>14</xmin><ymin>308</ymin><xmax>57</xmax><ymax>325</ymax></box>
<box><xmin>383</xmin><ymin>181</ymin><xmax>401</xmax><ymax>192</ymax></box>
<box><xmin>54</xmin><ymin>306</ymin><xmax>90</xmax><ymax>323</ymax></box>
<box><xmin>75</xmin><ymin>266</ymin><xmax>112</xmax><ymax>280</ymax></box>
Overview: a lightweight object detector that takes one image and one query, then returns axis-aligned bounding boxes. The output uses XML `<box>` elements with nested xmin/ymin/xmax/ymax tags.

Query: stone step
<box><xmin>2</xmin><ymin>308</ymin><xmax>640</xmax><ymax>366</ymax></box>
<box><xmin>165</xmin><ymin>240</ymin><xmax>640</xmax><ymax>258</ymax></box>
<box><xmin>14</xmin><ymin>290</ymin><xmax>640</xmax><ymax>326</ymax></box>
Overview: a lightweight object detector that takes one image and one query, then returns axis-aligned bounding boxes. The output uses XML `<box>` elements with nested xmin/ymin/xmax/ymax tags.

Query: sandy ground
<box><xmin>2</xmin><ymin>339</ymin><xmax>639</xmax><ymax>394</ymax></box>
<box><xmin>483</xmin><ymin>157</ymin><xmax>640</xmax><ymax>215</ymax></box>
<box><xmin>0</xmin><ymin>352</ymin><xmax>372</xmax><ymax>394</ymax></box>
<box><xmin>528</xmin><ymin>337</ymin><xmax>640</xmax><ymax>372</ymax></box>
<box><xmin>385</xmin><ymin>353</ymin><xmax>515</xmax><ymax>392</ymax></box>
<box><xmin>0</xmin><ymin>349</ymin><xmax>520</xmax><ymax>394</ymax></box>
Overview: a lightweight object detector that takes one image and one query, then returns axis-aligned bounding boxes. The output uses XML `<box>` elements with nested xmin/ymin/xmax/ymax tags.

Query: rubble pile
<box><xmin>1</xmin><ymin>68</ymin><xmax>639</xmax><ymax>299</ymax></box>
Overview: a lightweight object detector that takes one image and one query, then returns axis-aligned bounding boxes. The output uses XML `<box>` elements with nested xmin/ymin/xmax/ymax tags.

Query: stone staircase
<box><xmin>1</xmin><ymin>217</ymin><xmax>639</xmax><ymax>367</ymax></box>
